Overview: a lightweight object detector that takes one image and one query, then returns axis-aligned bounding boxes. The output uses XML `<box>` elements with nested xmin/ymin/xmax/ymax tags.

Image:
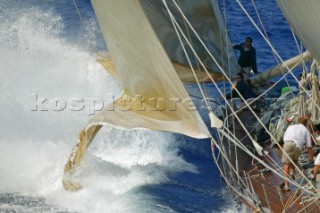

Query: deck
<box><xmin>219</xmin><ymin>107</ymin><xmax>320</xmax><ymax>212</ymax></box>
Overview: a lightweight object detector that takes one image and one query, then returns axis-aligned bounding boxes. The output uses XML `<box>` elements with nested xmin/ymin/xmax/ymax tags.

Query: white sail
<box><xmin>63</xmin><ymin>0</ymin><xmax>213</xmax><ymax>190</ymax></box>
<box><xmin>140</xmin><ymin>0</ymin><xmax>238</xmax><ymax>79</ymax></box>
<box><xmin>90</xmin><ymin>0</ymin><xmax>210</xmax><ymax>138</ymax></box>
<box><xmin>276</xmin><ymin>0</ymin><xmax>320</xmax><ymax>60</ymax></box>
<box><xmin>96</xmin><ymin>0</ymin><xmax>237</xmax><ymax>83</ymax></box>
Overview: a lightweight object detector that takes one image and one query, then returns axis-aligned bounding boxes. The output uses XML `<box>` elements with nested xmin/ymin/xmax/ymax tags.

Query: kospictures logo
<box><xmin>30</xmin><ymin>93</ymin><xmax>225</xmax><ymax>115</ymax></box>
<box><xmin>30</xmin><ymin>93</ymin><xmax>111</xmax><ymax>115</ymax></box>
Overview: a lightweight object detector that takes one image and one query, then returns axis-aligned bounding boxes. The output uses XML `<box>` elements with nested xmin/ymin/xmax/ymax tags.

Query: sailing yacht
<box><xmin>63</xmin><ymin>0</ymin><xmax>320</xmax><ymax>212</ymax></box>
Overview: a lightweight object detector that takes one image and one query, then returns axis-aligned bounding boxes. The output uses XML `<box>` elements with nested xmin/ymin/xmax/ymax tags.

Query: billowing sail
<box><xmin>277</xmin><ymin>0</ymin><xmax>320</xmax><ymax>60</ymax></box>
<box><xmin>90</xmin><ymin>0</ymin><xmax>210</xmax><ymax>138</ymax></box>
<box><xmin>63</xmin><ymin>0</ymin><xmax>234</xmax><ymax>190</ymax></box>
<box><xmin>62</xmin><ymin>0</ymin><xmax>215</xmax><ymax>191</ymax></box>
<box><xmin>140</xmin><ymin>0</ymin><xmax>237</xmax><ymax>81</ymax></box>
<box><xmin>97</xmin><ymin>0</ymin><xmax>237</xmax><ymax>82</ymax></box>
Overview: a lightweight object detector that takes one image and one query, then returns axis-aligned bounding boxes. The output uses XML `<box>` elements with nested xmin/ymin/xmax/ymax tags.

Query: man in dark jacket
<box><xmin>232</xmin><ymin>37</ymin><xmax>258</xmax><ymax>83</ymax></box>
<box><xmin>225</xmin><ymin>73</ymin><xmax>257</xmax><ymax>100</ymax></box>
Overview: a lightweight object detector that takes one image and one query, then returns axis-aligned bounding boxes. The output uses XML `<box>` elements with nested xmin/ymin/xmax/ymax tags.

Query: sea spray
<box><xmin>0</xmin><ymin>4</ymin><xmax>200</xmax><ymax>213</ymax></box>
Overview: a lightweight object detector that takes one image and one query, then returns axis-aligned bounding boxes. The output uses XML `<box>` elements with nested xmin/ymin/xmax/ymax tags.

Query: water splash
<box><xmin>0</xmin><ymin>4</ymin><xmax>199</xmax><ymax>213</ymax></box>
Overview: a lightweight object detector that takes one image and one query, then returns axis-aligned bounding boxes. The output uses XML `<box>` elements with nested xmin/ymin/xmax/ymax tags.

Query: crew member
<box><xmin>232</xmin><ymin>37</ymin><xmax>258</xmax><ymax>84</ymax></box>
<box><xmin>225</xmin><ymin>73</ymin><xmax>257</xmax><ymax>100</ymax></box>
<box><xmin>309</xmin><ymin>151</ymin><xmax>320</xmax><ymax>183</ymax></box>
<box><xmin>280</xmin><ymin>117</ymin><xmax>313</xmax><ymax>191</ymax></box>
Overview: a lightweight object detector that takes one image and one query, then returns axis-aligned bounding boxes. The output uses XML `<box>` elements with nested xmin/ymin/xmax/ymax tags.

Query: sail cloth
<box><xmin>95</xmin><ymin>0</ymin><xmax>237</xmax><ymax>82</ymax></box>
<box><xmin>90</xmin><ymin>0</ymin><xmax>210</xmax><ymax>138</ymax></box>
<box><xmin>63</xmin><ymin>0</ymin><xmax>213</xmax><ymax>190</ymax></box>
<box><xmin>97</xmin><ymin>52</ymin><xmax>226</xmax><ymax>83</ymax></box>
<box><xmin>140</xmin><ymin>0</ymin><xmax>237</xmax><ymax>80</ymax></box>
<box><xmin>276</xmin><ymin>0</ymin><xmax>320</xmax><ymax>60</ymax></box>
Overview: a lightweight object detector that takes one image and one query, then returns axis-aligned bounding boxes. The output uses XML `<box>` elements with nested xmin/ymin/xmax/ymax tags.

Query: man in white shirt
<box><xmin>280</xmin><ymin>116</ymin><xmax>313</xmax><ymax>191</ymax></box>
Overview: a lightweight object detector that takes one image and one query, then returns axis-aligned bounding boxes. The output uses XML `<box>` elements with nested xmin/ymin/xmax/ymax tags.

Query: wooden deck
<box><xmin>246</xmin><ymin>149</ymin><xmax>320</xmax><ymax>212</ymax></box>
<box><xmin>220</xmin><ymin>108</ymin><xmax>320</xmax><ymax>212</ymax></box>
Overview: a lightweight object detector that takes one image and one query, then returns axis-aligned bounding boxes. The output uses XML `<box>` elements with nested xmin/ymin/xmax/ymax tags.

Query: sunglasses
<box><xmin>245</xmin><ymin>40</ymin><xmax>251</xmax><ymax>43</ymax></box>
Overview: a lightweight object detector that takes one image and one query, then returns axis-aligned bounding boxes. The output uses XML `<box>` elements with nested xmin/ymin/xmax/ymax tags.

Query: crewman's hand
<box><xmin>231</xmin><ymin>81</ymin><xmax>237</xmax><ymax>90</ymax></box>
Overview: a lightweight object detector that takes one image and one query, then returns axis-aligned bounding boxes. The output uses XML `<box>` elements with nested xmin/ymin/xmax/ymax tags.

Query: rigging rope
<box><xmin>236</xmin><ymin>0</ymin><xmax>320</xmax><ymax>192</ymax></box>
<box><xmin>251</xmin><ymin>0</ymin><xmax>294</xmax><ymax>97</ymax></box>
<box><xmin>211</xmin><ymin>137</ymin><xmax>261</xmax><ymax>205</ymax></box>
<box><xmin>72</xmin><ymin>0</ymin><xmax>85</xmax><ymax>29</ymax></box>
<box><xmin>163</xmin><ymin>0</ymin><xmax>262</xmax><ymax>198</ymax></box>
<box><xmin>168</xmin><ymin>0</ymin><xmax>296</xmax><ymax>168</ymax></box>
<box><xmin>162</xmin><ymin>0</ymin><xmax>320</xmax><ymax>200</ymax></box>
<box><xmin>165</xmin><ymin>0</ymin><xmax>319</xmax><ymax>195</ymax></box>
<box><xmin>236</xmin><ymin>0</ymin><xmax>320</xmax><ymax>112</ymax></box>
<box><xmin>162</xmin><ymin>0</ymin><xmax>212</xmax><ymax>111</ymax></box>
<box><xmin>176</xmin><ymin>0</ymin><xmax>212</xmax><ymax>110</ymax></box>
<box><xmin>72</xmin><ymin>0</ymin><xmax>97</xmax><ymax>51</ymax></box>
<box><xmin>71</xmin><ymin>0</ymin><xmax>97</xmax><ymax>102</ymax></box>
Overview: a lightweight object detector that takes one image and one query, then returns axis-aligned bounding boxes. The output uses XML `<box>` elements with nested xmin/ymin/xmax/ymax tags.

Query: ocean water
<box><xmin>0</xmin><ymin>0</ymin><xmax>300</xmax><ymax>212</ymax></box>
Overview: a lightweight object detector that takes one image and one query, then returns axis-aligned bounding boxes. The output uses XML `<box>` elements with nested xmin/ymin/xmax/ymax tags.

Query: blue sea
<box><xmin>0</xmin><ymin>0</ymin><xmax>301</xmax><ymax>212</ymax></box>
